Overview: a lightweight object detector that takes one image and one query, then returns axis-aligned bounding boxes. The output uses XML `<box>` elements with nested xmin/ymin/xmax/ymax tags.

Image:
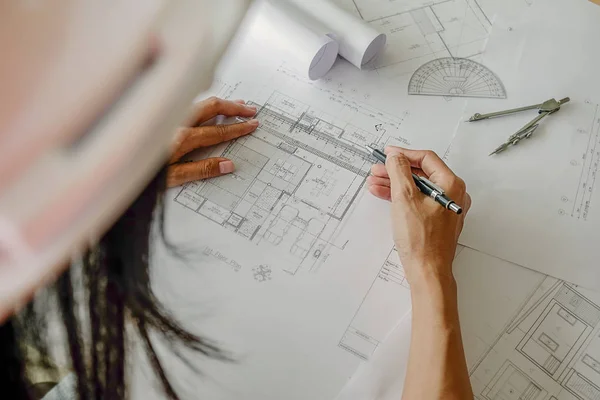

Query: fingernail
<box><xmin>248</xmin><ymin>118</ymin><xmax>260</xmax><ymax>126</ymax></box>
<box><xmin>234</xmin><ymin>99</ymin><xmax>245</xmax><ymax>104</ymax></box>
<box><xmin>246</xmin><ymin>105</ymin><xmax>257</xmax><ymax>112</ymax></box>
<box><xmin>219</xmin><ymin>160</ymin><xmax>235</xmax><ymax>174</ymax></box>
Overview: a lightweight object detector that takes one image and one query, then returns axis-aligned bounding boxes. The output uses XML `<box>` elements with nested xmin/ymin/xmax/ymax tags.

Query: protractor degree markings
<box><xmin>427</xmin><ymin>72</ymin><xmax>453</xmax><ymax>91</ymax></box>
<box><xmin>461</xmin><ymin>75</ymin><xmax>491</xmax><ymax>91</ymax></box>
<box><xmin>463</xmin><ymin>81</ymin><xmax>495</xmax><ymax>93</ymax></box>
<box><xmin>416</xmin><ymin>72</ymin><xmax>447</xmax><ymax>92</ymax></box>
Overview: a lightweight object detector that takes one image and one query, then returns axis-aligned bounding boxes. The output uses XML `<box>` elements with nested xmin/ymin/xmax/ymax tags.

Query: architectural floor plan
<box><xmin>469</xmin><ymin>277</ymin><xmax>600</xmax><ymax>400</ymax></box>
<box><xmin>175</xmin><ymin>85</ymin><xmax>408</xmax><ymax>274</ymax></box>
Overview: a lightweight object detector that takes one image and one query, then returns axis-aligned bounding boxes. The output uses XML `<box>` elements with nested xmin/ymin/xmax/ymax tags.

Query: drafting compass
<box><xmin>468</xmin><ymin>97</ymin><xmax>571</xmax><ymax>155</ymax></box>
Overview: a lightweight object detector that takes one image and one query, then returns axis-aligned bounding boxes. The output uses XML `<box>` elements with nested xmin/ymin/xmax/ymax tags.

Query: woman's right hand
<box><xmin>366</xmin><ymin>147</ymin><xmax>471</xmax><ymax>285</ymax></box>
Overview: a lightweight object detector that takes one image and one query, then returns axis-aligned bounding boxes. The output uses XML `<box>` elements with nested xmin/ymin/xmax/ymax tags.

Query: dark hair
<box><xmin>0</xmin><ymin>167</ymin><xmax>224</xmax><ymax>399</ymax></box>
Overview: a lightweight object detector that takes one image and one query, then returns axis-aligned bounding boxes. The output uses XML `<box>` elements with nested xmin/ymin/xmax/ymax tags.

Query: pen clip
<box><xmin>418</xmin><ymin>176</ymin><xmax>445</xmax><ymax>194</ymax></box>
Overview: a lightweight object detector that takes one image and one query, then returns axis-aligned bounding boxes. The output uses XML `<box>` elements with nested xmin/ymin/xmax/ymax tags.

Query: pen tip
<box><xmin>365</xmin><ymin>145</ymin><xmax>374</xmax><ymax>152</ymax></box>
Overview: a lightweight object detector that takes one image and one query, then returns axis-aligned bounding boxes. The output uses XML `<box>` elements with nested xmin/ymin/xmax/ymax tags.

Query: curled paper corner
<box><xmin>308</xmin><ymin>36</ymin><xmax>339</xmax><ymax>80</ymax></box>
<box><xmin>289</xmin><ymin>0</ymin><xmax>387</xmax><ymax>71</ymax></box>
<box><xmin>361</xmin><ymin>33</ymin><xmax>386</xmax><ymax>68</ymax></box>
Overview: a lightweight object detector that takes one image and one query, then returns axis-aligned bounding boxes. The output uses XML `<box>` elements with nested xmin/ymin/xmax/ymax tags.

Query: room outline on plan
<box><xmin>174</xmin><ymin>87</ymin><xmax>409</xmax><ymax>275</ymax></box>
<box><xmin>470</xmin><ymin>277</ymin><xmax>600</xmax><ymax>400</ymax></box>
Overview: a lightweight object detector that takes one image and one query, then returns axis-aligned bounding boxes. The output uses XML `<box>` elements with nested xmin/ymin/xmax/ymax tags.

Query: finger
<box><xmin>455</xmin><ymin>193</ymin><xmax>471</xmax><ymax>238</ymax></box>
<box><xmin>190</xmin><ymin>97</ymin><xmax>257</xmax><ymax>125</ymax></box>
<box><xmin>167</xmin><ymin>158</ymin><xmax>234</xmax><ymax>187</ymax></box>
<box><xmin>368</xmin><ymin>185</ymin><xmax>391</xmax><ymax>201</ymax></box>
<box><xmin>371</xmin><ymin>163</ymin><xmax>388</xmax><ymax>178</ymax></box>
<box><xmin>371</xmin><ymin>163</ymin><xmax>426</xmax><ymax>178</ymax></box>
<box><xmin>385</xmin><ymin>147</ymin><xmax>454</xmax><ymax>180</ymax></box>
<box><xmin>366</xmin><ymin>176</ymin><xmax>390</xmax><ymax>187</ymax></box>
<box><xmin>170</xmin><ymin>119</ymin><xmax>259</xmax><ymax>162</ymax></box>
<box><xmin>194</xmin><ymin>119</ymin><xmax>259</xmax><ymax>146</ymax></box>
<box><xmin>385</xmin><ymin>153</ymin><xmax>418</xmax><ymax>202</ymax></box>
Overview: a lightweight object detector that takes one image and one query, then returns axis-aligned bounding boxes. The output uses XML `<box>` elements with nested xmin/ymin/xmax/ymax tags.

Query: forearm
<box><xmin>402</xmin><ymin>269</ymin><xmax>472</xmax><ymax>400</ymax></box>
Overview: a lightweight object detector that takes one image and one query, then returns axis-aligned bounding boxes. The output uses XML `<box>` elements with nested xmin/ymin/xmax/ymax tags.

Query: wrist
<box><xmin>408</xmin><ymin>265</ymin><xmax>457</xmax><ymax>308</ymax></box>
<box><xmin>404</xmin><ymin>259</ymin><xmax>454</xmax><ymax>288</ymax></box>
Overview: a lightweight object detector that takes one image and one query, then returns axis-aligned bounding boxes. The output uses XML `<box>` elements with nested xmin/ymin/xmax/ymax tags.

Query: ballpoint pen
<box><xmin>365</xmin><ymin>145</ymin><xmax>463</xmax><ymax>215</ymax></box>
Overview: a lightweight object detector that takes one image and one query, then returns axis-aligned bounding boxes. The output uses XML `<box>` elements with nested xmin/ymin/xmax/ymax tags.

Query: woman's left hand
<box><xmin>167</xmin><ymin>97</ymin><xmax>259</xmax><ymax>187</ymax></box>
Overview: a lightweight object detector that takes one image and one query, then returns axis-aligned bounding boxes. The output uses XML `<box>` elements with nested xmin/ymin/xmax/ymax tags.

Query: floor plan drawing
<box><xmin>408</xmin><ymin>57</ymin><xmax>506</xmax><ymax>98</ymax></box>
<box><xmin>339</xmin><ymin>248</ymin><xmax>411</xmax><ymax>360</ymax></box>
<box><xmin>335</xmin><ymin>0</ymin><xmax>493</xmax><ymax>79</ymax></box>
<box><xmin>174</xmin><ymin>89</ymin><xmax>408</xmax><ymax>274</ymax></box>
<box><xmin>469</xmin><ymin>277</ymin><xmax>600</xmax><ymax>400</ymax></box>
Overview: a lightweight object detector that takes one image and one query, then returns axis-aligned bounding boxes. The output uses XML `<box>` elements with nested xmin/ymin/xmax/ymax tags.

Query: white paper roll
<box><xmin>257</xmin><ymin>0</ymin><xmax>340</xmax><ymax>80</ymax></box>
<box><xmin>287</xmin><ymin>0</ymin><xmax>387</xmax><ymax>69</ymax></box>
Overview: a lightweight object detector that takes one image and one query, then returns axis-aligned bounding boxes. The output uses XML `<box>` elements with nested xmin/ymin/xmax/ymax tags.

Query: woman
<box><xmin>1</xmin><ymin>97</ymin><xmax>260</xmax><ymax>400</ymax></box>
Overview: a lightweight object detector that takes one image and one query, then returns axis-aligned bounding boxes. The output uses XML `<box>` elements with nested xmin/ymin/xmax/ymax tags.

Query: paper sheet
<box><xmin>445</xmin><ymin>0</ymin><xmax>600</xmax><ymax>289</ymax></box>
<box><xmin>337</xmin><ymin>247</ymin><xmax>600</xmax><ymax>399</ymax></box>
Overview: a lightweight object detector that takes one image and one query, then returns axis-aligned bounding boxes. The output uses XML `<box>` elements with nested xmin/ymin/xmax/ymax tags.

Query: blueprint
<box><xmin>175</xmin><ymin>78</ymin><xmax>409</xmax><ymax>274</ymax></box>
<box><xmin>469</xmin><ymin>276</ymin><xmax>600</xmax><ymax>400</ymax></box>
<box><xmin>458</xmin><ymin>249</ymin><xmax>600</xmax><ymax>400</ymax></box>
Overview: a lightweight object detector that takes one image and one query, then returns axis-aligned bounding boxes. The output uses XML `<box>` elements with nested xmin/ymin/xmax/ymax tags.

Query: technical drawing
<box><xmin>174</xmin><ymin>89</ymin><xmax>407</xmax><ymax>275</ymax></box>
<box><xmin>470</xmin><ymin>278</ymin><xmax>600</xmax><ymax>400</ymax></box>
<box><xmin>482</xmin><ymin>361</ymin><xmax>547</xmax><ymax>400</ymax></box>
<box><xmin>253</xmin><ymin>265</ymin><xmax>272</xmax><ymax>282</ymax></box>
<box><xmin>339</xmin><ymin>0</ymin><xmax>493</xmax><ymax>79</ymax></box>
<box><xmin>408</xmin><ymin>57</ymin><xmax>506</xmax><ymax>98</ymax></box>
<box><xmin>339</xmin><ymin>248</ymin><xmax>411</xmax><ymax>360</ymax></box>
